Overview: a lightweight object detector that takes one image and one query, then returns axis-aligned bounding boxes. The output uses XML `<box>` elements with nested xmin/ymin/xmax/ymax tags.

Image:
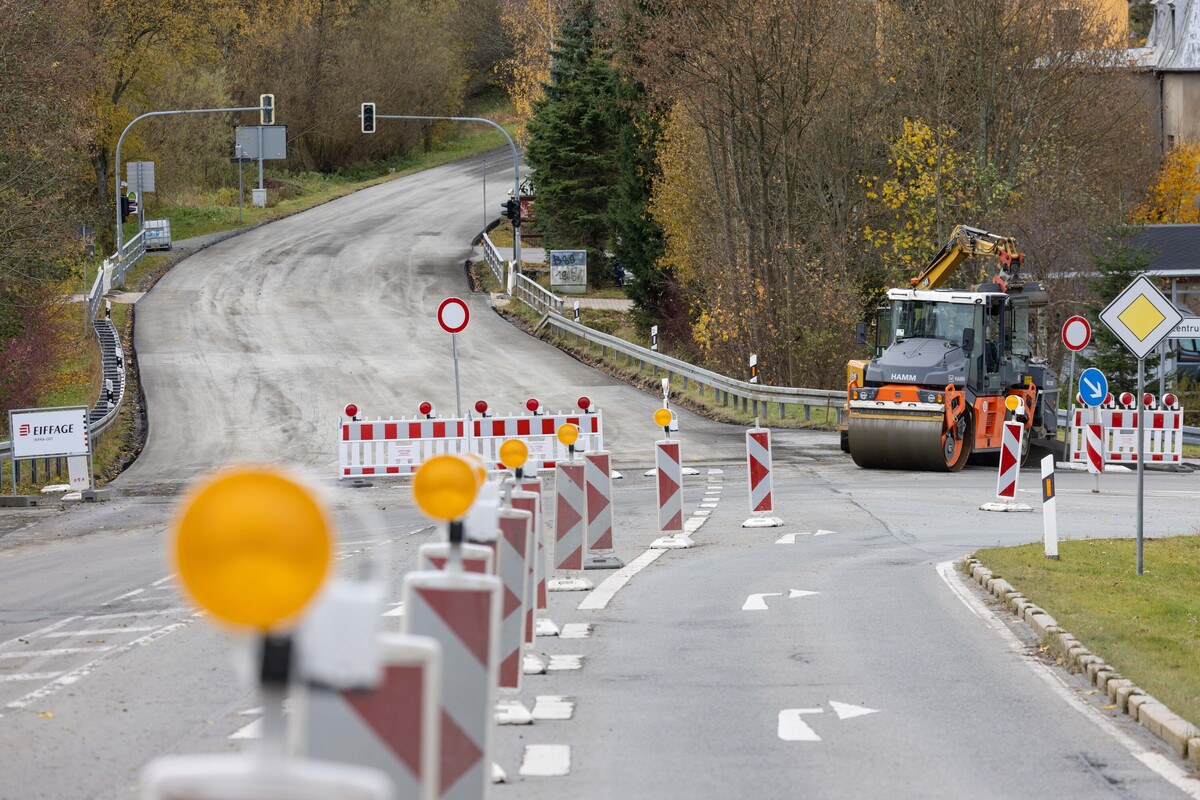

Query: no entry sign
<box><xmin>437</xmin><ymin>297</ymin><xmax>469</xmax><ymax>334</ymax></box>
<box><xmin>1062</xmin><ymin>316</ymin><xmax>1091</xmax><ymax>352</ymax></box>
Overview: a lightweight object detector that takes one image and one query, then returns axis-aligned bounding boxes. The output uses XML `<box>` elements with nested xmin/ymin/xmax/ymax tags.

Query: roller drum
<box><xmin>847</xmin><ymin>413</ymin><xmax>955</xmax><ymax>471</ymax></box>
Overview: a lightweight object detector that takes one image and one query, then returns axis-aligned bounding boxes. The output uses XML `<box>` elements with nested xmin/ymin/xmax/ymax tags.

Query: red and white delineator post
<box><xmin>1041</xmin><ymin>454</ymin><xmax>1059</xmax><ymax>560</ymax></box>
<box><xmin>518</xmin><ymin>476</ymin><xmax>560</xmax><ymax>639</ymax></box>
<box><xmin>981</xmin><ymin>397</ymin><xmax>1032</xmax><ymax>513</ymax></box>
<box><xmin>419</xmin><ymin>542</ymin><xmax>494</xmax><ymax>574</ymax></box>
<box><xmin>403</xmin><ymin>526</ymin><xmax>501</xmax><ymax>800</ymax></box>
<box><xmin>299</xmin><ymin>634</ymin><xmax>442</xmax><ymax>800</ymax></box>
<box><xmin>493</xmin><ymin>506</ymin><xmax>533</xmax><ymax>725</ymax></box>
<box><xmin>582</xmin><ymin>450</ymin><xmax>623</xmax><ymax>569</ymax></box>
<box><xmin>548</xmin><ymin>431</ymin><xmax>594</xmax><ymax>592</ymax></box>
<box><xmin>507</xmin><ymin>483</ymin><xmax>550</xmax><ymax>673</ymax></box>
<box><xmin>742</xmin><ymin>423</ymin><xmax>783</xmax><ymax>528</ymax></box>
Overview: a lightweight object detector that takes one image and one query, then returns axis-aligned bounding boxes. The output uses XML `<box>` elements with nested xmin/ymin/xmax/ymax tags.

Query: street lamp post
<box><xmin>114</xmin><ymin>104</ymin><xmax>268</xmax><ymax>259</ymax></box>
<box><xmin>373</xmin><ymin>114</ymin><xmax>522</xmax><ymax>283</ymax></box>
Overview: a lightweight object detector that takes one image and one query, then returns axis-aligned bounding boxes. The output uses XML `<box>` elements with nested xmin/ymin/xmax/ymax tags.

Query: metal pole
<box><xmin>375</xmin><ymin>114</ymin><xmax>521</xmax><ymax>273</ymax></box>
<box><xmin>257</xmin><ymin>127</ymin><xmax>264</xmax><ymax>191</ymax></box>
<box><xmin>236</xmin><ymin>143</ymin><xmax>244</xmax><ymax>224</ymax></box>
<box><xmin>115</xmin><ymin>105</ymin><xmax>265</xmax><ymax>256</ymax></box>
<box><xmin>1067</xmin><ymin>350</ymin><xmax>1076</xmax><ymax>411</ymax></box>
<box><xmin>452</xmin><ymin>334</ymin><xmax>462</xmax><ymax>419</ymax></box>
<box><xmin>1136</xmin><ymin>356</ymin><xmax>1145</xmax><ymax>576</ymax></box>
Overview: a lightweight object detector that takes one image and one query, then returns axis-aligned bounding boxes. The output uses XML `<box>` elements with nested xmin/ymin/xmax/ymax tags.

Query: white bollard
<box><xmin>1041</xmin><ymin>454</ymin><xmax>1059</xmax><ymax>560</ymax></box>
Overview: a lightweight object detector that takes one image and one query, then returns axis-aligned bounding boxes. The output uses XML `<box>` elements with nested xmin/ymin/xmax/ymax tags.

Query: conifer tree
<box><xmin>1082</xmin><ymin>225</ymin><xmax>1159</xmax><ymax>389</ymax></box>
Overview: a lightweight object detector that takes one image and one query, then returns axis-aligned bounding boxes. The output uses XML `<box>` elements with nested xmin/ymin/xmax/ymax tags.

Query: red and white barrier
<box><xmin>1085</xmin><ymin>423</ymin><xmax>1104</xmax><ymax>475</ymax></box>
<box><xmin>548</xmin><ymin>461</ymin><xmax>592</xmax><ymax>591</ymax></box>
<box><xmin>582</xmin><ymin>451</ymin><xmax>622</xmax><ymax>569</ymax></box>
<box><xmin>996</xmin><ymin>420</ymin><xmax>1023</xmax><ymax>499</ymax></box>
<box><xmin>1067</xmin><ymin>405</ymin><xmax>1184</xmax><ymax>465</ymax></box>
<box><xmin>495</xmin><ymin>509</ymin><xmax>532</xmax><ymax>693</ymax></box>
<box><xmin>743</xmin><ymin>427</ymin><xmax>782</xmax><ymax>528</ymax></box>
<box><xmin>651</xmin><ymin>439</ymin><xmax>691</xmax><ymax>548</ymax></box>
<box><xmin>403</xmin><ymin>568</ymin><xmax>500</xmax><ymax>800</ymax></box>
<box><xmin>419</xmin><ymin>542</ymin><xmax>494</xmax><ymax>575</ymax></box>
<box><xmin>299</xmin><ymin>634</ymin><xmax>441</xmax><ymax>800</ymax></box>
<box><xmin>517</xmin><ymin>477</ymin><xmax>559</xmax><ymax>638</ymax></box>
<box><xmin>472</xmin><ymin>413</ymin><xmax>604</xmax><ymax>471</ymax></box>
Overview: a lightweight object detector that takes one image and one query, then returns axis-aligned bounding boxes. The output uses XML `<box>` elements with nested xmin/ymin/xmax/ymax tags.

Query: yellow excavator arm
<box><xmin>909</xmin><ymin>225</ymin><xmax>1023</xmax><ymax>290</ymax></box>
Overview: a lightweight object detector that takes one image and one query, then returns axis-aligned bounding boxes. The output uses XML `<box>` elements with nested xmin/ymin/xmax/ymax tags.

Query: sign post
<box><xmin>1099</xmin><ymin>275</ymin><xmax>1184</xmax><ymax>576</ymax></box>
<box><xmin>1061</xmin><ymin>315</ymin><xmax>1091</xmax><ymax>412</ymax></box>
<box><xmin>1079</xmin><ymin>367</ymin><xmax>1108</xmax><ymax>495</ymax></box>
<box><xmin>437</xmin><ymin>297</ymin><xmax>470</xmax><ymax>419</ymax></box>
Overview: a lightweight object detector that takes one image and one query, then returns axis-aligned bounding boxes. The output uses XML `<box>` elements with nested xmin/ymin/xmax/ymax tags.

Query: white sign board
<box><xmin>1168</xmin><ymin>317</ymin><xmax>1200</xmax><ymax>339</ymax></box>
<box><xmin>549</xmin><ymin>250</ymin><xmax>587</xmax><ymax>294</ymax></box>
<box><xmin>126</xmin><ymin>161</ymin><xmax>155</xmax><ymax>193</ymax></box>
<box><xmin>8</xmin><ymin>407</ymin><xmax>90</xmax><ymax>459</ymax></box>
<box><xmin>234</xmin><ymin>125</ymin><xmax>288</xmax><ymax>160</ymax></box>
<box><xmin>1099</xmin><ymin>275</ymin><xmax>1184</xmax><ymax>360</ymax></box>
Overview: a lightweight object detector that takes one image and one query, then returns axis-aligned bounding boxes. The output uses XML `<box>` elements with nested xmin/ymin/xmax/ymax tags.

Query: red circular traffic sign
<box><xmin>1062</xmin><ymin>316</ymin><xmax>1091</xmax><ymax>352</ymax></box>
<box><xmin>437</xmin><ymin>297</ymin><xmax>470</xmax><ymax>334</ymax></box>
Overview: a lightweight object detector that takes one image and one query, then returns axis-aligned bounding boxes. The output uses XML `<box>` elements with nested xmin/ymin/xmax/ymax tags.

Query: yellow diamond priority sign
<box><xmin>1099</xmin><ymin>275</ymin><xmax>1183</xmax><ymax>360</ymax></box>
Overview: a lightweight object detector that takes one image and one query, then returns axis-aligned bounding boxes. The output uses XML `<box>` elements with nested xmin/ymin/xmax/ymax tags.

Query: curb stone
<box><xmin>960</xmin><ymin>555</ymin><xmax>1199</xmax><ymax>767</ymax></box>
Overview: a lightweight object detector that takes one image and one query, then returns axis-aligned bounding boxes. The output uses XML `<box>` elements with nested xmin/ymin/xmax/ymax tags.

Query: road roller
<box><xmin>845</xmin><ymin>226</ymin><xmax>1059</xmax><ymax>471</ymax></box>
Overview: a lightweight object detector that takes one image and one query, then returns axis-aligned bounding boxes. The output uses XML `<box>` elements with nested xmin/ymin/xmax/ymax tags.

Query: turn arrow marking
<box><xmin>778</xmin><ymin>701</ymin><xmax>881</xmax><ymax>742</ymax></box>
<box><xmin>742</xmin><ymin>593</ymin><xmax>782</xmax><ymax>611</ymax></box>
<box><xmin>830</xmin><ymin>700</ymin><xmax>880</xmax><ymax>720</ymax></box>
<box><xmin>813</xmin><ymin>529</ymin><xmax>836</xmax><ymax>537</ymax></box>
<box><xmin>774</xmin><ymin>532</ymin><xmax>813</xmax><ymax>544</ymax></box>
<box><xmin>788</xmin><ymin>589</ymin><xmax>819</xmax><ymax>599</ymax></box>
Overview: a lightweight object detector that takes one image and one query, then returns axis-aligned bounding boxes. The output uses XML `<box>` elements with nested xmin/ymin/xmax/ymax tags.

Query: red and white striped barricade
<box><xmin>651</xmin><ymin>439</ymin><xmax>691</xmax><ymax>548</ymax></box>
<box><xmin>299</xmin><ymin>634</ymin><xmax>441</xmax><ymax>800</ymax></box>
<box><xmin>548</xmin><ymin>460</ymin><xmax>592</xmax><ymax>591</ymax></box>
<box><xmin>743</xmin><ymin>427</ymin><xmax>782</xmax><ymax>528</ymax></box>
<box><xmin>141</xmin><ymin>754</ymin><xmax>392</xmax><ymax>800</ymax></box>
<box><xmin>340</xmin><ymin>417</ymin><xmax>469</xmax><ymax>479</ymax></box>
<box><xmin>517</xmin><ymin>477</ymin><xmax>559</xmax><ymax>638</ymax></box>
<box><xmin>403</xmin><ymin>568</ymin><xmax>500</xmax><ymax>800</ymax></box>
<box><xmin>1041</xmin><ymin>455</ymin><xmax>1058</xmax><ymax>560</ymax></box>
<box><xmin>471</xmin><ymin>412</ymin><xmax>604</xmax><ymax>472</ymax></box>
<box><xmin>1067</xmin><ymin>405</ymin><xmax>1184</xmax><ymax>466</ymax></box>
<box><xmin>419</xmin><ymin>542</ymin><xmax>494</xmax><ymax>575</ymax></box>
<box><xmin>493</xmin><ymin>508</ymin><xmax>533</xmax><ymax>725</ymax></box>
<box><xmin>582</xmin><ymin>451</ymin><xmax>623</xmax><ymax>569</ymax></box>
<box><xmin>982</xmin><ymin>421</ymin><xmax>1031</xmax><ymax>512</ymax></box>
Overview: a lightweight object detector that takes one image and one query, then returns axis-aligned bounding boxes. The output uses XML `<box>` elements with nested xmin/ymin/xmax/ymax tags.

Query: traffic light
<box><xmin>361</xmin><ymin>102</ymin><xmax>376</xmax><ymax>134</ymax></box>
<box><xmin>260</xmin><ymin>94</ymin><xmax>275</xmax><ymax>126</ymax></box>
<box><xmin>120</xmin><ymin>196</ymin><xmax>131</xmax><ymax>221</ymax></box>
<box><xmin>501</xmin><ymin>197</ymin><xmax>521</xmax><ymax>227</ymax></box>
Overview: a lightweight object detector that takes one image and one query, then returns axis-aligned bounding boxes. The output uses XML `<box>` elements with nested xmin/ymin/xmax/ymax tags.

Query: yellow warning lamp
<box><xmin>1004</xmin><ymin>395</ymin><xmax>1021</xmax><ymax>412</ymax></box>
<box><xmin>556</xmin><ymin>423</ymin><xmax>579</xmax><ymax>447</ymax></box>
<box><xmin>412</xmin><ymin>455</ymin><xmax>480</xmax><ymax>522</ymax></box>
<box><xmin>499</xmin><ymin>439</ymin><xmax>529</xmax><ymax>470</ymax></box>
<box><xmin>171</xmin><ymin>466</ymin><xmax>333</xmax><ymax>631</ymax></box>
<box><xmin>653</xmin><ymin>407</ymin><xmax>672</xmax><ymax>437</ymax></box>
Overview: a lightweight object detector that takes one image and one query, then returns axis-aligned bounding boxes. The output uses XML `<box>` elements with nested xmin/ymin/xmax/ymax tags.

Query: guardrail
<box><xmin>480</xmin><ymin>232</ymin><xmax>505</xmax><ymax>286</ymax></box>
<box><xmin>514</xmin><ymin>273</ymin><xmax>565</xmax><ymax>317</ymax></box>
<box><xmin>115</xmin><ymin>230</ymin><xmax>146</xmax><ymax>285</ymax></box>
<box><xmin>536</xmin><ymin>312</ymin><xmax>843</xmax><ymax>422</ymax></box>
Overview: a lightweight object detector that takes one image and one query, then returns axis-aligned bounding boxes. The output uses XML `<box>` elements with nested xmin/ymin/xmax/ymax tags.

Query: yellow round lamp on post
<box><xmin>654</xmin><ymin>408</ymin><xmax>672</xmax><ymax>438</ymax></box>
<box><xmin>499</xmin><ymin>438</ymin><xmax>529</xmax><ymax>478</ymax></box>
<box><xmin>171</xmin><ymin>466</ymin><xmax>333</xmax><ymax>632</ymax></box>
<box><xmin>413</xmin><ymin>455</ymin><xmax>482</xmax><ymax>559</ymax></box>
<box><xmin>557</xmin><ymin>423</ymin><xmax>580</xmax><ymax>460</ymax></box>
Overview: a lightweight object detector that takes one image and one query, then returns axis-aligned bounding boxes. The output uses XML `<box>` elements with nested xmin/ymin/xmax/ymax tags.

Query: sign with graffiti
<box><xmin>550</xmin><ymin>250</ymin><xmax>587</xmax><ymax>294</ymax></box>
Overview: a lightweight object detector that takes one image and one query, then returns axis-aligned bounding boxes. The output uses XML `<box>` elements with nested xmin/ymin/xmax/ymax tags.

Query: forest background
<box><xmin>0</xmin><ymin>0</ymin><xmax>1191</xmax><ymax>424</ymax></box>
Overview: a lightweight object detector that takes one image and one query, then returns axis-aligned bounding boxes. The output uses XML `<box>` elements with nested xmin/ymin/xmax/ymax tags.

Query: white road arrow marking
<box><xmin>788</xmin><ymin>590</ymin><xmax>819</xmax><ymax>599</ymax></box>
<box><xmin>778</xmin><ymin>708</ymin><xmax>824</xmax><ymax>741</ymax></box>
<box><xmin>813</xmin><ymin>529</ymin><xmax>836</xmax><ymax>537</ymax></box>
<box><xmin>830</xmin><ymin>700</ymin><xmax>880</xmax><ymax>720</ymax></box>
<box><xmin>742</xmin><ymin>592</ymin><xmax>783</xmax><ymax>610</ymax></box>
<box><xmin>775</xmin><ymin>532</ymin><xmax>814</xmax><ymax>544</ymax></box>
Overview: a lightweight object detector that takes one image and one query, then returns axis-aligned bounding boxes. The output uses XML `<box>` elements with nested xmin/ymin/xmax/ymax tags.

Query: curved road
<box><xmin>0</xmin><ymin>150</ymin><xmax>1197</xmax><ymax>798</ymax></box>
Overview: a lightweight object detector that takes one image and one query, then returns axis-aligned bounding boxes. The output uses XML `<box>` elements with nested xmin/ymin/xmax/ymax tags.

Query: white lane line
<box><xmin>559</xmin><ymin>623</ymin><xmax>591</xmax><ymax>639</ymax></box>
<box><xmin>5</xmin><ymin>622</ymin><xmax>189</xmax><ymax>709</ymax></box>
<box><xmin>707</xmin><ymin>469</ymin><xmax>724</xmax><ymax>475</ymax></box>
<box><xmin>936</xmin><ymin>561</ymin><xmax>1200</xmax><ymax>799</ymax></box>
<box><xmin>700</xmin><ymin>502</ymin><xmax>718</xmax><ymax>509</ymax></box>
<box><xmin>101</xmin><ymin>588</ymin><xmax>144</xmax><ymax>605</ymax></box>
<box><xmin>84</xmin><ymin>609</ymin><xmax>187</xmax><ymax>621</ymax></box>
<box><xmin>151</xmin><ymin>574</ymin><xmax>176</xmax><ymax>587</ymax></box>
<box><xmin>546</xmin><ymin>655</ymin><xmax>583</xmax><ymax>671</ymax></box>
<box><xmin>0</xmin><ymin>646</ymin><xmax>113</xmax><ymax>659</ymax></box>
<box><xmin>519</xmin><ymin>744</ymin><xmax>571</xmax><ymax>777</ymax></box>
<box><xmin>531</xmin><ymin>696</ymin><xmax>575</xmax><ymax>721</ymax></box>
<box><xmin>230</xmin><ymin>719</ymin><xmax>262</xmax><ymax>739</ymax></box>
<box><xmin>42</xmin><ymin>627</ymin><xmax>157</xmax><ymax>638</ymax></box>
<box><xmin>0</xmin><ymin>617</ymin><xmax>82</xmax><ymax>650</ymax></box>
<box><xmin>577</xmin><ymin>549</ymin><xmax>666</xmax><ymax>611</ymax></box>
<box><xmin>0</xmin><ymin>672</ymin><xmax>64</xmax><ymax>683</ymax></box>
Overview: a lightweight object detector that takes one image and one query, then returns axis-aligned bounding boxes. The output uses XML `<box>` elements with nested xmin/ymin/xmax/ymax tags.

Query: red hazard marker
<box><xmin>651</xmin><ymin>434</ymin><xmax>692</xmax><ymax>549</ymax></box>
<box><xmin>996</xmin><ymin>420</ymin><xmax>1024</xmax><ymax>499</ymax></box>
<box><xmin>743</xmin><ymin>427</ymin><xmax>782</xmax><ymax>528</ymax></box>
<box><xmin>547</xmin><ymin>461</ymin><xmax>592</xmax><ymax>591</ymax></box>
<box><xmin>582</xmin><ymin>451</ymin><xmax>622</xmax><ymax>569</ymax></box>
<box><xmin>495</xmin><ymin>508</ymin><xmax>532</xmax><ymax>693</ymax></box>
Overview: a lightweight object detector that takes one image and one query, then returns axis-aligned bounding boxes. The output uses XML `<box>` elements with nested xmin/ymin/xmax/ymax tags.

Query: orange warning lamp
<box><xmin>499</xmin><ymin>439</ymin><xmax>529</xmax><ymax>470</ymax></box>
<box><xmin>171</xmin><ymin>466</ymin><xmax>333</xmax><ymax>631</ymax></box>
<box><xmin>556</xmin><ymin>423</ymin><xmax>579</xmax><ymax>447</ymax></box>
<box><xmin>653</xmin><ymin>408</ymin><xmax>672</xmax><ymax>428</ymax></box>
<box><xmin>1004</xmin><ymin>395</ymin><xmax>1021</xmax><ymax>412</ymax></box>
<box><xmin>412</xmin><ymin>455</ymin><xmax>480</xmax><ymax>521</ymax></box>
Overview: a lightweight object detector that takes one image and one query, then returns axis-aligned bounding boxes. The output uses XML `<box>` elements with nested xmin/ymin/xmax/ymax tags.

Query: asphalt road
<box><xmin>0</xmin><ymin>149</ymin><xmax>1198</xmax><ymax>798</ymax></box>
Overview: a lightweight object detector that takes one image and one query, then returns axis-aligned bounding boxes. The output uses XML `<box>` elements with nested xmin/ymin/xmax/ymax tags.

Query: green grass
<box><xmin>973</xmin><ymin>537</ymin><xmax>1200</xmax><ymax>728</ymax></box>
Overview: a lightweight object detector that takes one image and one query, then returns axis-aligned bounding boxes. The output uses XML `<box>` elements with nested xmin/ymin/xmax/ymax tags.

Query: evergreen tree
<box><xmin>525</xmin><ymin>2</ymin><xmax>622</xmax><ymax>287</ymax></box>
<box><xmin>1082</xmin><ymin>225</ymin><xmax>1159</xmax><ymax>389</ymax></box>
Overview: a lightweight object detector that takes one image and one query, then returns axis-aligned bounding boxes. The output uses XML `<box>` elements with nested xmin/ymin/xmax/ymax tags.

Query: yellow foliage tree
<box><xmin>497</xmin><ymin>0</ymin><xmax>564</xmax><ymax>138</ymax></box>
<box><xmin>1133</xmin><ymin>143</ymin><xmax>1200</xmax><ymax>224</ymax></box>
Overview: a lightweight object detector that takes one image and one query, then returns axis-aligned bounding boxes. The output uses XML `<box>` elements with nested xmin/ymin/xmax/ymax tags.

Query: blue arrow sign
<box><xmin>1079</xmin><ymin>367</ymin><xmax>1108</xmax><ymax>408</ymax></box>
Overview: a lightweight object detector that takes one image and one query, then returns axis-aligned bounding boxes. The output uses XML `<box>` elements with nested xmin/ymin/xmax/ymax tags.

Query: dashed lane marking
<box><xmin>531</xmin><ymin>696</ymin><xmax>575</xmax><ymax>721</ymax></box>
<box><xmin>546</xmin><ymin>655</ymin><xmax>583</xmax><ymax>671</ymax></box>
<box><xmin>519</xmin><ymin>745</ymin><xmax>571</xmax><ymax>777</ymax></box>
<box><xmin>559</xmin><ymin>623</ymin><xmax>591</xmax><ymax>639</ymax></box>
<box><xmin>0</xmin><ymin>646</ymin><xmax>113</xmax><ymax>659</ymax></box>
<box><xmin>0</xmin><ymin>673</ymin><xmax>64</xmax><ymax>683</ymax></box>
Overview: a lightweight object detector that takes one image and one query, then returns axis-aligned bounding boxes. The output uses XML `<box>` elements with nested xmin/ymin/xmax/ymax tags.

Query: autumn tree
<box><xmin>1133</xmin><ymin>143</ymin><xmax>1200</xmax><ymax>224</ymax></box>
<box><xmin>498</xmin><ymin>0</ymin><xmax>565</xmax><ymax>135</ymax></box>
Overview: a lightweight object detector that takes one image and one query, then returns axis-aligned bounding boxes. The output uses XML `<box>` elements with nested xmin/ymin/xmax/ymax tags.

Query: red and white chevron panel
<box><xmin>496</xmin><ymin>509</ymin><xmax>532</xmax><ymax>692</ymax></box>
<box><xmin>583</xmin><ymin>451</ymin><xmax>614</xmax><ymax>552</ymax></box>
<box><xmin>418</xmin><ymin>542</ymin><xmax>494</xmax><ymax>575</ymax></box>
<box><xmin>746</xmin><ymin>429</ymin><xmax>774</xmax><ymax>513</ymax></box>
<box><xmin>403</xmin><ymin>570</ymin><xmax>500</xmax><ymax>800</ymax></box>
<box><xmin>553</xmin><ymin>462</ymin><xmax>587</xmax><ymax>571</ymax></box>
<box><xmin>996</xmin><ymin>421</ymin><xmax>1024</xmax><ymax>499</ymax></box>
<box><xmin>656</xmin><ymin>440</ymin><xmax>683</xmax><ymax>534</ymax></box>
<box><xmin>300</xmin><ymin>634</ymin><xmax>440</xmax><ymax>800</ymax></box>
<box><xmin>519</xmin><ymin>478</ymin><xmax>548</xmax><ymax>612</ymax></box>
<box><xmin>1085</xmin><ymin>423</ymin><xmax>1103</xmax><ymax>474</ymax></box>
<box><xmin>510</xmin><ymin>484</ymin><xmax>542</xmax><ymax>643</ymax></box>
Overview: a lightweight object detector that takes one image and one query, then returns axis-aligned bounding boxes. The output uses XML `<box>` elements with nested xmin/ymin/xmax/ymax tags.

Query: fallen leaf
<box><xmin>37</xmin><ymin>712</ymin><xmax>53</xmax><ymax>718</ymax></box>
<box><xmin>1103</xmin><ymin>704</ymin><xmax>1117</xmax><ymax>710</ymax></box>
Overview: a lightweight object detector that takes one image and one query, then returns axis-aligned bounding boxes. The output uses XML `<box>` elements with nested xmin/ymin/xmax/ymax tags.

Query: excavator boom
<box><xmin>909</xmin><ymin>225</ymin><xmax>1023</xmax><ymax>291</ymax></box>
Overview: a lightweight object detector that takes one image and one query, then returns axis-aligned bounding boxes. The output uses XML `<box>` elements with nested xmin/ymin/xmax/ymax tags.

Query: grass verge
<box><xmin>972</xmin><ymin>537</ymin><xmax>1200</xmax><ymax>728</ymax></box>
